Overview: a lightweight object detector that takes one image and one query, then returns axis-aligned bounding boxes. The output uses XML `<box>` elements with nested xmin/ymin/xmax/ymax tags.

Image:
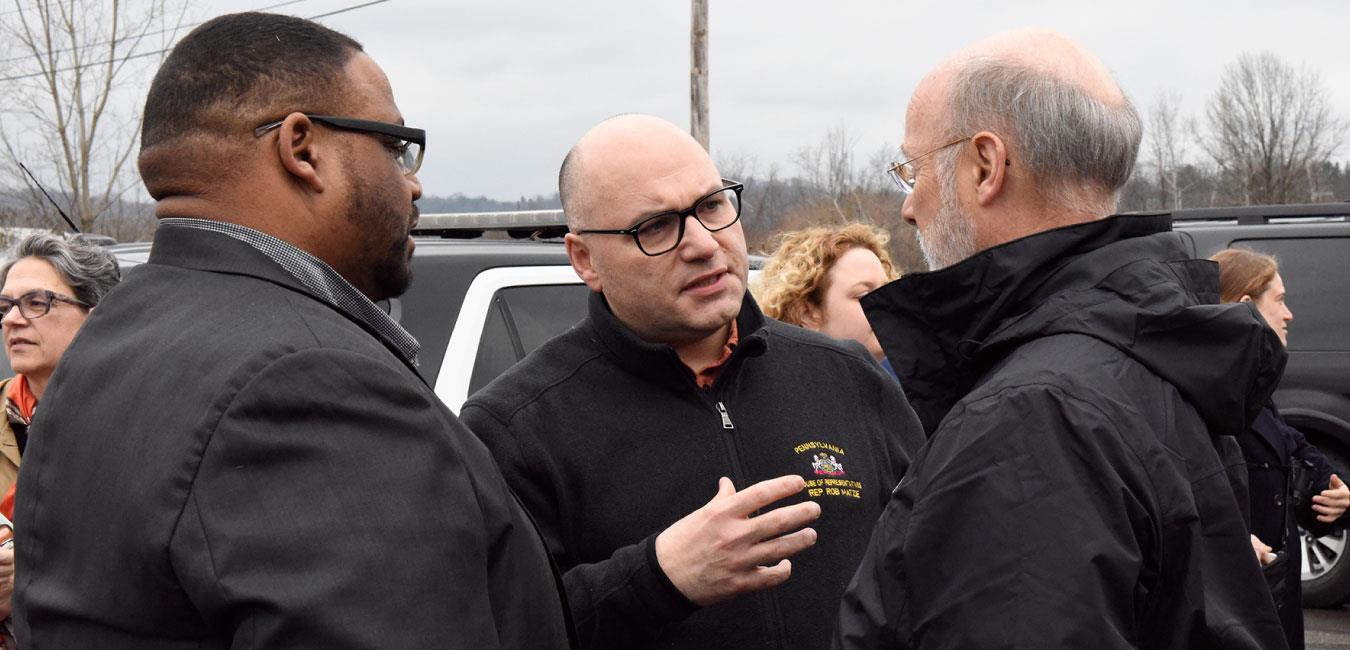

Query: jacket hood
<box><xmin>864</xmin><ymin>214</ymin><xmax>1286</xmax><ymax>437</ymax></box>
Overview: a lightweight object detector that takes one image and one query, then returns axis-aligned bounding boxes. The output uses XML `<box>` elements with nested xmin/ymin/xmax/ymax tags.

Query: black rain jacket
<box><xmin>834</xmin><ymin>215</ymin><xmax>1289</xmax><ymax>649</ymax></box>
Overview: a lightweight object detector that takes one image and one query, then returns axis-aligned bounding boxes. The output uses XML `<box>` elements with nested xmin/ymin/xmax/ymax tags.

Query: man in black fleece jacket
<box><xmin>461</xmin><ymin>114</ymin><xmax>925</xmax><ymax>649</ymax></box>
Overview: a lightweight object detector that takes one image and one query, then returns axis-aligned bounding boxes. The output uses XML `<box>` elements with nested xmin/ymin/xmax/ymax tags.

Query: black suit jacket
<box><xmin>13</xmin><ymin>225</ymin><xmax>574</xmax><ymax>648</ymax></box>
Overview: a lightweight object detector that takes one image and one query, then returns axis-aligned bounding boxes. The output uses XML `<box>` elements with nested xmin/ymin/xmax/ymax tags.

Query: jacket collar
<box><xmin>585</xmin><ymin>290</ymin><xmax>769</xmax><ymax>393</ymax></box>
<box><xmin>147</xmin><ymin>224</ymin><xmax>425</xmax><ymax>382</ymax></box>
<box><xmin>864</xmin><ymin>214</ymin><xmax>1285</xmax><ymax>436</ymax></box>
<box><xmin>1248</xmin><ymin>403</ymin><xmax>1290</xmax><ymax>457</ymax></box>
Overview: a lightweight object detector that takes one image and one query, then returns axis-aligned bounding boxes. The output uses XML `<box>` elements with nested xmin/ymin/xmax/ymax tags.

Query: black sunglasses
<box><xmin>254</xmin><ymin>114</ymin><xmax>426</xmax><ymax>174</ymax></box>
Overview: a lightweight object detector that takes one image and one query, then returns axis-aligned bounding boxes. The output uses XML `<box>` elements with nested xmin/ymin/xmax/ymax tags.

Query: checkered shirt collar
<box><xmin>159</xmin><ymin>218</ymin><xmax>420</xmax><ymax>366</ymax></box>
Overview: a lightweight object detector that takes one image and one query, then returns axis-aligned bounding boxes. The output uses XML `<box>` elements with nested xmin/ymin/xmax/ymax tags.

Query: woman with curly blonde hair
<box><xmin>755</xmin><ymin>223</ymin><xmax>899</xmax><ymax>363</ymax></box>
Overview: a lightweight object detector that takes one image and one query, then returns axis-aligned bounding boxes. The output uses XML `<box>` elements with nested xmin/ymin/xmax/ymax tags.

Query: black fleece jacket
<box><xmin>835</xmin><ymin>214</ymin><xmax>1289</xmax><ymax>649</ymax></box>
<box><xmin>462</xmin><ymin>292</ymin><xmax>925</xmax><ymax>650</ymax></box>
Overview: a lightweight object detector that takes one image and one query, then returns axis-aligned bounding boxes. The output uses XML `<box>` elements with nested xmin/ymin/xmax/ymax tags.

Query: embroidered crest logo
<box><xmin>811</xmin><ymin>452</ymin><xmax>845</xmax><ymax>476</ymax></box>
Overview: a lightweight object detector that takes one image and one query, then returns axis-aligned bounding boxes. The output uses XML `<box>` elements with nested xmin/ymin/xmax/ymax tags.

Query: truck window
<box><xmin>468</xmin><ymin>284</ymin><xmax>591</xmax><ymax>395</ymax></box>
<box><xmin>1233</xmin><ymin>238</ymin><xmax>1349</xmax><ymax>352</ymax></box>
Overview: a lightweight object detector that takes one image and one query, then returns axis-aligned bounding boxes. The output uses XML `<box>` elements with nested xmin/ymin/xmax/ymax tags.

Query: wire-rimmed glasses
<box><xmin>886</xmin><ymin>137</ymin><xmax>971</xmax><ymax>193</ymax></box>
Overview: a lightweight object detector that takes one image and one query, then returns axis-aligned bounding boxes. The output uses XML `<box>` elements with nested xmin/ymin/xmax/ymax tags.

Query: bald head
<box><xmin>560</xmin><ymin>115</ymin><xmax>715</xmax><ymax>230</ymax></box>
<box><xmin>945</xmin><ymin>30</ymin><xmax>1124</xmax><ymax>104</ymax></box>
<box><xmin>910</xmin><ymin>29</ymin><xmax>1141</xmax><ymax>214</ymax></box>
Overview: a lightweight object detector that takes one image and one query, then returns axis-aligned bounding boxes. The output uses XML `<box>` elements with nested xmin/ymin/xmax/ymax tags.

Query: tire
<box><xmin>1301</xmin><ymin>443</ymin><xmax>1350</xmax><ymax>608</ymax></box>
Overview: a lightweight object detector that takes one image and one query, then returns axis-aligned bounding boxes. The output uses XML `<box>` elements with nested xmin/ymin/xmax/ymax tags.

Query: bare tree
<box><xmin>0</xmin><ymin>0</ymin><xmax>188</xmax><ymax>234</ymax></box>
<box><xmin>1145</xmin><ymin>91</ymin><xmax>1197</xmax><ymax>209</ymax></box>
<box><xmin>1202</xmin><ymin>52</ymin><xmax>1345</xmax><ymax>205</ymax></box>
<box><xmin>793</xmin><ymin>125</ymin><xmax>861</xmax><ymax>223</ymax></box>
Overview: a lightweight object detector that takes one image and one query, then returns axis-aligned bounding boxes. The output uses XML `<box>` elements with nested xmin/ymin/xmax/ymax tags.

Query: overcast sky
<box><xmin>13</xmin><ymin>0</ymin><xmax>1350</xmax><ymax>202</ymax></box>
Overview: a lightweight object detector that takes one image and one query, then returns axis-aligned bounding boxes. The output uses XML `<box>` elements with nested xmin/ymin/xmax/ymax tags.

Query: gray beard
<box><xmin>916</xmin><ymin>163</ymin><xmax>977</xmax><ymax>271</ymax></box>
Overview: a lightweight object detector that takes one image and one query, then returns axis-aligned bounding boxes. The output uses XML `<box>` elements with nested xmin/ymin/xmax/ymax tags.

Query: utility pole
<box><xmin>690</xmin><ymin>0</ymin><xmax>709</xmax><ymax>151</ymax></box>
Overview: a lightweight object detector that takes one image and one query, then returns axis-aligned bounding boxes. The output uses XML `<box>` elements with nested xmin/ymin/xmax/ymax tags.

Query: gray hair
<box><xmin>945</xmin><ymin>57</ymin><xmax>1142</xmax><ymax>213</ymax></box>
<box><xmin>1</xmin><ymin>233</ymin><xmax>122</xmax><ymax>307</ymax></box>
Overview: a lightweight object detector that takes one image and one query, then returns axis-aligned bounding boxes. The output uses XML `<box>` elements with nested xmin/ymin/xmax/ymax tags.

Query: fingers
<box><xmin>724</xmin><ymin>474</ymin><xmax>807</xmax><ymax>516</ymax></box>
<box><xmin>742</xmin><ymin>559</ymin><xmax>794</xmax><ymax>592</ymax></box>
<box><xmin>747</xmin><ymin>527</ymin><xmax>818</xmax><ymax>567</ymax></box>
<box><xmin>1332</xmin><ymin>474</ymin><xmax>1345</xmax><ymax>489</ymax></box>
<box><xmin>715</xmin><ymin>476</ymin><xmax>736</xmax><ymax>499</ymax></box>
<box><xmin>747</xmin><ymin>499</ymin><xmax>821</xmax><ymax>541</ymax></box>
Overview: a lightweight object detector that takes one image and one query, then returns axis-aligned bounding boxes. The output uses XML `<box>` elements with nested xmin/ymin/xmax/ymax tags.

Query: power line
<box><xmin>0</xmin><ymin>0</ymin><xmax>391</xmax><ymax>83</ymax></box>
<box><xmin>0</xmin><ymin>0</ymin><xmax>315</xmax><ymax>66</ymax></box>
<box><xmin>307</xmin><ymin>0</ymin><xmax>389</xmax><ymax>20</ymax></box>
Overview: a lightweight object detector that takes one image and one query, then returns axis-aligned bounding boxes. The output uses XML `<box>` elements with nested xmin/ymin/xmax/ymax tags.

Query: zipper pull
<box><xmin>716</xmin><ymin>401</ymin><xmax>734</xmax><ymax>430</ymax></box>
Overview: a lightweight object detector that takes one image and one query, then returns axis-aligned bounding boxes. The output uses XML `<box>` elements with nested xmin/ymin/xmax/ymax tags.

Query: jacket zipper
<box><xmin>716</xmin><ymin>401</ymin><xmax>734</xmax><ymax>429</ymax></box>
<box><xmin>709</xmin><ymin>397</ymin><xmax>749</xmax><ymax>494</ymax></box>
<box><xmin>709</xmin><ymin>397</ymin><xmax>785</xmax><ymax>650</ymax></box>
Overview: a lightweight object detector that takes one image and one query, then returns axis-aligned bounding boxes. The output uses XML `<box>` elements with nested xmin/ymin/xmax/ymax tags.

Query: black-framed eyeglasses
<box><xmin>886</xmin><ymin>137</ymin><xmax>971</xmax><ymax>193</ymax></box>
<box><xmin>254</xmin><ymin>114</ymin><xmax>426</xmax><ymax>174</ymax></box>
<box><xmin>0</xmin><ymin>289</ymin><xmax>91</xmax><ymax>320</ymax></box>
<box><xmin>575</xmin><ymin>180</ymin><xmax>744</xmax><ymax>256</ymax></box>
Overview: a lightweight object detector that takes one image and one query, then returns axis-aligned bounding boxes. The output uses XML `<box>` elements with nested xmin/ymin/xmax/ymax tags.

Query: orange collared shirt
<box><xmin>692</xmin><ymin>320</ymin><xmax>739</xmax><ymax>390</ymax></box>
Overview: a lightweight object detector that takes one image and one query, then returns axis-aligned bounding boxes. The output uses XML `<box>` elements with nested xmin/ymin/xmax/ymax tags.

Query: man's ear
<box><xmin>969</xmin><ymin>131</ymin><xmax>1009</xmax><ymax>207</ymax></box>
<box><xmin>565</xmin><ymin>233</ymin><xmax>603</xmax><ymax>292</ymax></box>
<box><xmin>1240</xmin><ymin>295</ymin><xmax>1254</xmax><ymax>303</ymax></box>
<box><xmin>275</xmin><ymin>113</ymin><xmax>325</xmax><ymax>193</ymax></box>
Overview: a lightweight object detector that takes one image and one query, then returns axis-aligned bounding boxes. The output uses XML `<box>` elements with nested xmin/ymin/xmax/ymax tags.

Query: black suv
<box><xmin>1158</xmin><ymin>202</ymin><xmax>1350</xmax><ymax>607</ymax></box>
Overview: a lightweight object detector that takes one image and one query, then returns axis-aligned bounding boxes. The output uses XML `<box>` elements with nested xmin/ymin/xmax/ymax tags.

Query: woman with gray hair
<box><xmin>0</xmin><ymin>232</ymin><xmax>119</xmax><ymax>633</ymax></box>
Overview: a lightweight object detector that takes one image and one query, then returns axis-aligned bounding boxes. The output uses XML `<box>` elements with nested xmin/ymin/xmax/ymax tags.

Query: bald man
<box><xmin>461</xmin><ymin>114</ymin><xmax>925</xmax><ymax>649</ymax></box>
<box><xmin>834</xmin><ymin>31</ymin><xmax>1288</xmax><ymax>648</ymax></box>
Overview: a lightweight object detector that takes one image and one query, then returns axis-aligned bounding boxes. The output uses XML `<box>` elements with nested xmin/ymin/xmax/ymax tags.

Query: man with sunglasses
<box><xmin>12</xmin><ymin>13</ymin><xmax>573</xmax><ymax>648</ymax></box>
<box><xmin>834</xmin><ymin>31</ymin><xmax>1287</xmax><ymax>648</ymax></box>
<box><xmin>461</xmin><ymin>114</ymin><xmax>924</xmax><ymax>649</ymax></box>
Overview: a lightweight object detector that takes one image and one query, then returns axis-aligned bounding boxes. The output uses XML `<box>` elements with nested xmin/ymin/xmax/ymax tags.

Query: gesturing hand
<box><xmin>1313</xmin><ymin>474</ymin><xmax>1350</xmax><ymax>523</ymax></box>
<box><xmin>654</xmin><ymin>475</ymin><xmax>821</xmax><ymax>607</ymax></box>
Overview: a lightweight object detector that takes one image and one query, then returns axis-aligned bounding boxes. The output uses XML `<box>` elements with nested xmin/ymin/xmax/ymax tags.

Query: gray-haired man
<box><xmin>835</xmin><ymin>30</ymin><xmax>1288</xmax><ymax>649</ymax></box>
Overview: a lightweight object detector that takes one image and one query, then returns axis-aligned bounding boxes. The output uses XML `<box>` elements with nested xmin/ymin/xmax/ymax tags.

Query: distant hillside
<box><xmin>416</xmin><ymin>192</ymin><xmax>560</xmax><ymax>214</ymax></box>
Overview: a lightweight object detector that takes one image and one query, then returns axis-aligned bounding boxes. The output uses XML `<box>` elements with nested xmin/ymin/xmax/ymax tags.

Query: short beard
<box><xmin>344</xmin><ymin>167</ymin><xmax>416</xmax><ymax>301</ymax></box>
<box><xmin>915</xmin><ymin>152</ymin><xmax>977</xmax><ymax>271</ymax></box>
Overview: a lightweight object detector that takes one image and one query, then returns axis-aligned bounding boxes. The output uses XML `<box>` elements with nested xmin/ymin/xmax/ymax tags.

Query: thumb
<box><xmin>1332</xmin><ymin>474</ymin><xmax>1344</xmax><ymax>489</ymax></box>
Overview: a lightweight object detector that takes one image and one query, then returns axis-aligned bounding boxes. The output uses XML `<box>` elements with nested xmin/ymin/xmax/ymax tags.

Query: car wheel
<box><xmin>1302</xmin><ymin>527</ymin><xmax>1350</xmax><ymax>607</ymax></box>
<box><xmin>1301</xmin><ymin>442</ymin><xmax>1350</xmax><ymax>608</ymax></box>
